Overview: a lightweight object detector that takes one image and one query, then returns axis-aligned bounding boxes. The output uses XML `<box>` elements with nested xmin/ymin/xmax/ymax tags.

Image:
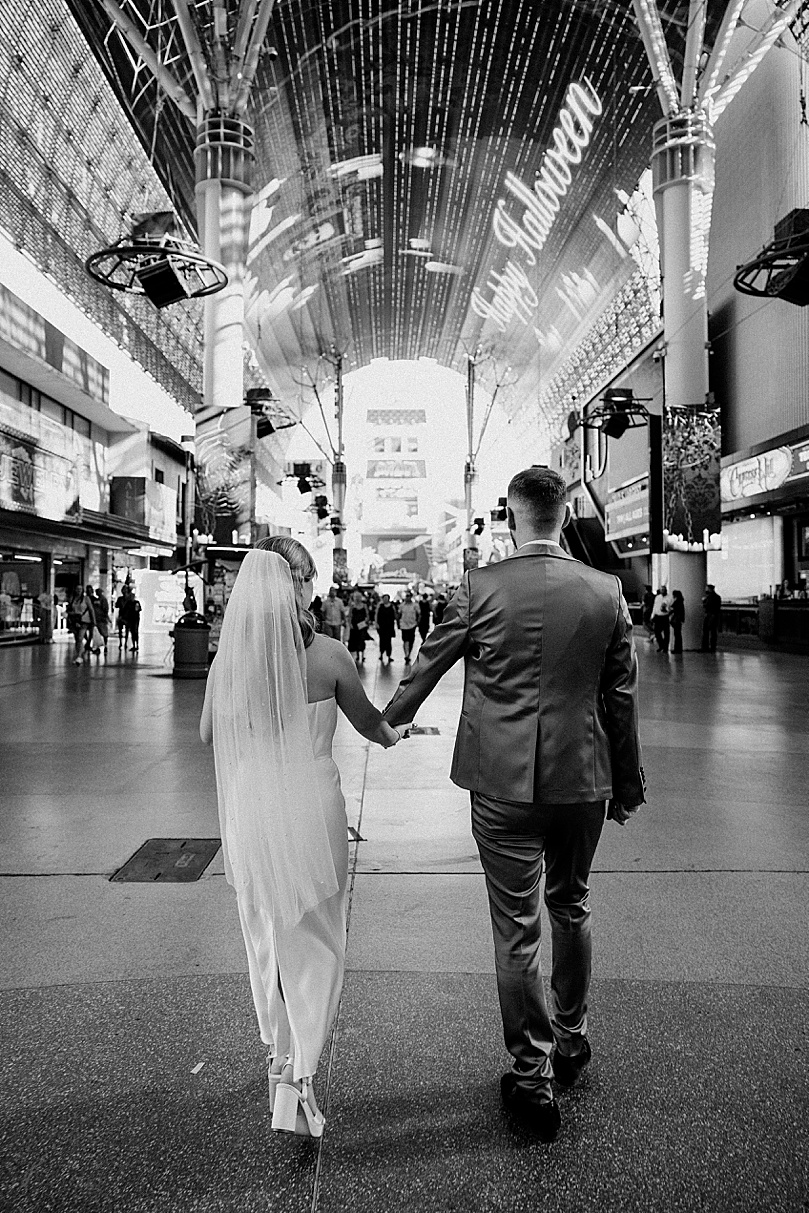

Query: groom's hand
<box><xmin>608</xmin><ymin>800</ymin><xmax>642</xmax><ymax>825</ymax></box>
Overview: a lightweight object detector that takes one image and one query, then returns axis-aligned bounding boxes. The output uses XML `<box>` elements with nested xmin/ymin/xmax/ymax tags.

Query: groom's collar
<box><xmin>507</xmin><ymin>539</ymin><xmax>573</xmax><ymax>560</ymax></box>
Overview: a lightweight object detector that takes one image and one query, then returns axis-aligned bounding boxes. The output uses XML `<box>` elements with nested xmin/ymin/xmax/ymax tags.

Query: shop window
<box><xmin>407</xmin><ymin>436</ymin><xmax>419</xmax><ymax>453</ymax></box>
<box><xmin>72</xmin><ymin>413</ymin><xmax>91</xmax><ymax>439</ymax></box>
<box><xmin>388</xmin><ymin>437</ymin><xmax>402</xmax><ymax>453</ymax></box>
<box><xmin>373</xmin><ymin>437</ymin><xmax>385</xmax><ymax>453</ymax></box>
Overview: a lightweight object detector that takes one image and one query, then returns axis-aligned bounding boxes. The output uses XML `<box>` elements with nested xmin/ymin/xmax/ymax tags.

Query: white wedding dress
<box><xmin>236</xmin><ymin>697</ymin><xmax>349</xmax><ymax>1080</ymax></box>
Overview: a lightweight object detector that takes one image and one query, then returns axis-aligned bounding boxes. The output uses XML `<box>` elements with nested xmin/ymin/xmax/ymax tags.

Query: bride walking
<box><xmin>199</xmin><ymin>537</ymin><xmax>401</xmax><ymax>1137</ymax></box>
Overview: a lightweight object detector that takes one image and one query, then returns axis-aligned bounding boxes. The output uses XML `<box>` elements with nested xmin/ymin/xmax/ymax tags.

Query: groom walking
<box><xmin>383</xmin><ymin>466</ymin><xmax>645</xmax><ymax>1141</ymax></box>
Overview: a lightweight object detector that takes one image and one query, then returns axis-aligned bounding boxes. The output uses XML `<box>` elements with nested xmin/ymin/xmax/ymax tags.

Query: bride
<box><xmin>199</xmin><ymin>537</ymin><xmax>401</xmax><ymax>1137</ymax></box>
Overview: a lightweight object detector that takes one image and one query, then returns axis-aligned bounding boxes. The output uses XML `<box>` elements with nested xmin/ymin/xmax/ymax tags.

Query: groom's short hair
<box><xmin>508</xmin><ymin>466</ymin><xmax>568</xmax><ymax>531</ymax></box>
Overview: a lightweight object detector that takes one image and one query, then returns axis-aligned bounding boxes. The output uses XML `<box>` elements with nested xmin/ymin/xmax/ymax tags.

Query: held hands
<box><xmin>378</xmin><ymin>721</ymin><xmax>415</xmax><ymax>748</ymax></box>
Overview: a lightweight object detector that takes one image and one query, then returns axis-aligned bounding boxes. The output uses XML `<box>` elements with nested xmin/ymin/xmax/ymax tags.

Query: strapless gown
<box><xmin>236</xmin><ymin>697</ymin><xmax>349</xmax><ymax>1080</ymax></box>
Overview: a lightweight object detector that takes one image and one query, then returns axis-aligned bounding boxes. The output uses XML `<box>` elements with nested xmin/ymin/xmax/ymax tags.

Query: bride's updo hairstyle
<box><xmin>254</xmin><ymin>535</ymin><xmax>317</xmax><ymax>647</ymax></box>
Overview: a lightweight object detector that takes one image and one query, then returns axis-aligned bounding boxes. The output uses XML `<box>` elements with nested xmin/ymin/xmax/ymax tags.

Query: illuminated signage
<box><xmin>492</xmin><ymin>80</ymin><xmax>603</xmax><ymax>264</ymax></box>
<box><xmin>720</xmin><ymin>439</ymin><xmax>809</xmax><ymax>505</ymax></box>
<box><xmin>471</xmin><ymin>77</ymin><xmax>602</xmax><ymax>330</ymax></box>
<box><xmin>605</xmin><ymin>476</ymin><xmax>649</xmax><ymax>541</ymax></box>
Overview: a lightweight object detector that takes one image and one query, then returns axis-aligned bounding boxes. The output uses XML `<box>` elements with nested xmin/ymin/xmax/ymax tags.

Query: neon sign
<box><xmin>471</xmin><ymin>77</ymin><xmax>603</xmax><ymax>328</ymax></box>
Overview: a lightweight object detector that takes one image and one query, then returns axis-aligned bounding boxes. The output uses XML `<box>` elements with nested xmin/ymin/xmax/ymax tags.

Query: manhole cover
<box><xmin>111</xmin><ymin>838</ymin><xmax>220</xmax><ymax>883</ymax></box>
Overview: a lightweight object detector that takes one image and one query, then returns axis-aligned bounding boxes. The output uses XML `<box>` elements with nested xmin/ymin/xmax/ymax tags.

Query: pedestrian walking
<box><xmin>398</xmin><ymin>591</ymin><xmax>418</xmax><ymax>664</ymax></box>
<box><xmin>121</xmin><ymin>588</ymin><xmax>142</xmax><ymax>652</ymax></box>
<box><xmin>321</xmin><ymin>587</ymin><xmax>347</xmax><ymax>641</ymax></box>
<box><xmin>417</xmin><ymin>593</ymin><xmax>432</xmax><ymax>645</ymax></box>
<box><xmin>651</xmin><ymin>585</ymin><xmax>671</xmax><ymax>652</ymax></box>
<box><xmin>94</xmin><ymin>587</ymin><xmax>110</xmax><ymax>651</ymax></box>
<box><xmin>347</xmin><ymin>590</ymin><xmax>369</xmax><ymax>664</ymax></box>
<box><xmin>641</xmin><ymin>585</ymin><xmax>655</xmax><ymax>642</ymax></box>
<box><xmin>69</xmin><ymin>585</ymin><xmax>96</xmax><ymax>664</ymax></box>
<box><xmin>383</xmin><ymin>466</ymin><xmax>645</xmax><ymax>1143</ymax></box>
<box><xmin>701</xmin><ymin>583</ymin><xmax>722</xmax><ymax>652</ymax></box>
<box><xmin>670</xmin><ymin>590</ymin><xmax>685</xmax><ymax>653</ymax></box>
<box><xmin>375</xmin><ymin>594</ymin><xmax>397</xmax><ymax>664</ymax></box>
<box><xmin>432</xmin><ymin>593</ymin><xmax>447</xmax><ymax>626</ymax></box>
<box><xmin>115</xmin><ymin>586</ymin><xmax>129</xmax><ymax>646</ymax></box>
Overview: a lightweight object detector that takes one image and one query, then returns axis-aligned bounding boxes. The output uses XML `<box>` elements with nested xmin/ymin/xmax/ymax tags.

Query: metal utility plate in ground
<box><xmin>111</xmin><ymin>838</ymin><xmax>221</xmax><ymax>883</ymax></box>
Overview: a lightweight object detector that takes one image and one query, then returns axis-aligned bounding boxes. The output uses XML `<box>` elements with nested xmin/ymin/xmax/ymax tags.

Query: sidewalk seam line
<box><xmin>311</xmin><ymin>657</ymin><xmax>378</xmax><ymax>1213</ymax></box>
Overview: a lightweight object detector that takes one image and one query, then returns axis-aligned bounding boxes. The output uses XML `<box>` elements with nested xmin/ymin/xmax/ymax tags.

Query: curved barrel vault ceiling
<box><xmin>66</xmin><ymin>0</ymin><xmax>726</xmax><ymax>443</ymax></box>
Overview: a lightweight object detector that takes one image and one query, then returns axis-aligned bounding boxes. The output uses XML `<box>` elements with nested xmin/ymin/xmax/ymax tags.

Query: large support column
<box><xmin>652</xmin><ymin>111</ymin><xmax>715</xmax><ymax>589</ymax></box>
<box><xmin>652</xmin><ymin>112</ymin><xmax>714</xmax><ymax>414</ymax></box>
<box><xmin>194</xmin><ymin>113</ymin><xmax>255</xmax><ymax>413</ymax></box>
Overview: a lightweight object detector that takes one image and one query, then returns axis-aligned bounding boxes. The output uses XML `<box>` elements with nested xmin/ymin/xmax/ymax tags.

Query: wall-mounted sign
<box><xmin>605</xmin><ymin>476</ymin><xmax>650</xmax><ymax>541</ymax></box>
<box><xmin>366</xmin><ymin>460</ymin><xmax>426</xmax><ymax>479</ymax></box>
<box><xmin>110</xmin><ymin>477</ymin><xmax>178</xmax><ymax>546</ymax></box>
<box><xmin>721</xmin><ymin>438</ymin><xmax>809</xmax><ymax>506</ymax></box>
<box><xmin>0</xmin><ymin>427</ymin><xmax>80</xmax><ymax>519</ymax></box>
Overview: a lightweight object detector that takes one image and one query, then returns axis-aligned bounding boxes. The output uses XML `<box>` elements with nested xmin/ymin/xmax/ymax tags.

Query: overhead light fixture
<box><xmin>577</xmin><ymin>388</ymin><xmax>651</xmax><ymax>439</ymax></box>
<box><xmin>602</xmin><ymin>411</ymin><xmax>632</xmax><ymax>439</ymax></box>
<box><xmin>735</xmin><ymin>209</ymin><xmax>809</xmax><ymax>306</ymax></box>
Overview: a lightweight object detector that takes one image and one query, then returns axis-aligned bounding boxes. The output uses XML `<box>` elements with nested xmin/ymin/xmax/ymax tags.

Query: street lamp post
<box><xmin>329</xmin><ymin>347</ymin><xmax>347</xmax><ymax>585</ymax></box>
<box><xmin>464</xmin><ymin>350</ymin><xmax>481</xmax><ymax>571</ymax></box>
<box><xmin>180</xmin><ymin>435</ymin><xmax>196</xmax><ymax>567</ymax></box>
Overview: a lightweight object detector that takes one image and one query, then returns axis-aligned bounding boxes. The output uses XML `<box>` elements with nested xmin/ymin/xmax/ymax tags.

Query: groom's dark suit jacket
<box><xmin>384</xmin><ymin>542</ymin><xmax>645</xmax><ymax>806</ymax></box>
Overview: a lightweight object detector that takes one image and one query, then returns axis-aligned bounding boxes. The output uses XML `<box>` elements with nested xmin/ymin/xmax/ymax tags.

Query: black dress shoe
<box><xmin>500</xmin><ymin>1074</ymin><xmax>561</xmax><ymax>1142</ymax></box>
<box><xmin>552</xmin><ymin>1037</ymin><xmax>592</xmax><ymax>1087</ymax></box>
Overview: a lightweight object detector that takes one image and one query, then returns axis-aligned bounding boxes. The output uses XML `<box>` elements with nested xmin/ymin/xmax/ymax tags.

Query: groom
<box><xmin>383</xmin><ymin>466</ymin><xmax>645</xmax><ymax>1141</ymax></box>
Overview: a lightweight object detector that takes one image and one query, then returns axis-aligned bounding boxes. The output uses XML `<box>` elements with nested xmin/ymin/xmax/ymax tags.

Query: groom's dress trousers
<box><xmin>384</xmin><ymin>543</ymin><xmax>645</xmax><ymax>1098</ymax></box>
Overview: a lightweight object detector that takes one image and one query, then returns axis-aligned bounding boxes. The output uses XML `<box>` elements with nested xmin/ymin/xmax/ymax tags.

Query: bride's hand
<box><xmin>379</xmin><ymin>721</ymin><xmax>401</xmax><ymax>748</ymax></box>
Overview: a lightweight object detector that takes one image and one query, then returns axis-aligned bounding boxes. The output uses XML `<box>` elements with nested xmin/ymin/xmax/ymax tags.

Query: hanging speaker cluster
<box><xmin>86</xmin><ymin>211</ymin><xmax>228</xmax><ymax>308</ymax></box>
<box><xmin>734</xmin><ymin>209</ymin><xmax>809</xmax><ymax>307</ymax></box>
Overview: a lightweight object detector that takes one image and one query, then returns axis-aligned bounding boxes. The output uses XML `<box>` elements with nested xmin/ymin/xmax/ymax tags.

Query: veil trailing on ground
<box><xmin>211</xmin><ymin>549</ymin><xmax>339</xmax><ymax>930</ymax></box>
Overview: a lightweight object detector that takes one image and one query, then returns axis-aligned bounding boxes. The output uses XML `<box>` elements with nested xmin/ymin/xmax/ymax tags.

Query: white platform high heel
<box><xmin>271</xmin><ymin>1064</ymin><xmax>325</xmax><ymax>1138</ymax></box>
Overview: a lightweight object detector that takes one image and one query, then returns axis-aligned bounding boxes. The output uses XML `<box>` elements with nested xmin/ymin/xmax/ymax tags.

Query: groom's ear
<box><xmin>506</xmin><ymin>507</ymin><xmax>516</xmax><ymax>533</ymax></box>
<box><xmin>561</xmin><ymin>501</ymin><xmax>573</xmax><ymax>529</ymax></box>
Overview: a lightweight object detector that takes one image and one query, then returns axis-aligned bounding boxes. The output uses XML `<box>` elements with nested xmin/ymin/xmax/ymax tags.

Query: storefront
<box><xmin>717</xmin><ymin>424</ymin><xmax>809</xmax><ymax>599</ymax></box>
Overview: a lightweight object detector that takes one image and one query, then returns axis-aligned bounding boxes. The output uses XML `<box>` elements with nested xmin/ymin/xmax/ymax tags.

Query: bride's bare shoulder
<box><xmin>308</xmin><ymin>631</ymin><xmax>351</xmax><ymax>671</ymax></box>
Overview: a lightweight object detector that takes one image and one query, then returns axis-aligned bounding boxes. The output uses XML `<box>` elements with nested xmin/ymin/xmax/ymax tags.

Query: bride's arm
<box><xmin>199</xmin><ymin>660</ymin><xmax>215</xmax><ymax>744</ymax></box>
<box><xmin>330</xmin><ymin>642</ymin><xmax>400</xmax><ymax>747</ymax></box>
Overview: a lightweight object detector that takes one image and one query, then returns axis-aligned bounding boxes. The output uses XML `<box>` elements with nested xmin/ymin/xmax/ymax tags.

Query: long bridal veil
<box><xmin>211</xmin><ymin>549</ymin><xmax>339</xmax><ymax>929</ymax></box>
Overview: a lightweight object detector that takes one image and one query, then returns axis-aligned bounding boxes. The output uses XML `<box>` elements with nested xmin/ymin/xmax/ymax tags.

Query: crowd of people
<box><xmin>640</xmin><ymin>582</ymin><xmax>722</xmax><ymax>654</ymax></box>
<box><xmin>66</xmin><ymin>582</ymin><xmax>141</xmax><ymax>663</ymax></box>
<box><xmin>310</xmin><ymin>584</ymin><xmax>450</xmax><ymax>666</ymax></box>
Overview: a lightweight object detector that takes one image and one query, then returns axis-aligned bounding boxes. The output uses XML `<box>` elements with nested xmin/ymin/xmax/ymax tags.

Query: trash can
<box><xmin>170</xmin><ymin>612</ymin><xmax>210</xmax><ymax>679</ymax></box>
